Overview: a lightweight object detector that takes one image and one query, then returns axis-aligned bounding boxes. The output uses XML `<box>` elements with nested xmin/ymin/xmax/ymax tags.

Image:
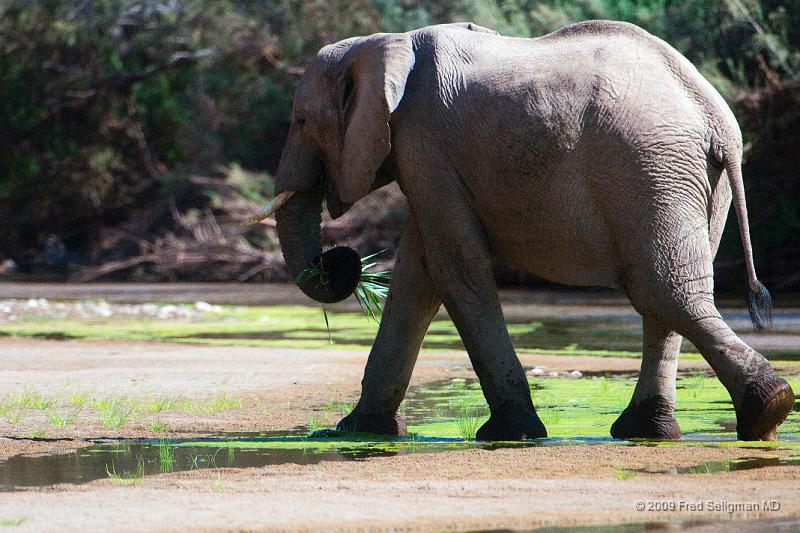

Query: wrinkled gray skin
<box><xmin>274</xmin><ymin>20</ymin><xmax>794</xmax><ymax>441</ymax></box>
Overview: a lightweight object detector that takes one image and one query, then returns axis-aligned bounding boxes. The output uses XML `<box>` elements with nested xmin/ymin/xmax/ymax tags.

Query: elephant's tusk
<box><xmin>240</xmin><ymin>191</ymin><xmax>295</xmax><ymax>227</ymax></box>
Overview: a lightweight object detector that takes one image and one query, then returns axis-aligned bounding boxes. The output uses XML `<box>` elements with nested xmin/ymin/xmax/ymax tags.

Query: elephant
<box><xmin>262</xmin><ymin>20</ymin><xmax>794</xmax><ymax>441</ymax></box>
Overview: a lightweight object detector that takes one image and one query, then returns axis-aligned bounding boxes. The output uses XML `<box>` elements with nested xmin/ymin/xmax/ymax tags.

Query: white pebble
<box><xmin>141</xmin><ymin>304</ymin><xmax>158</xmax><ymax>316</ymax></box>
<box><xmin>157</xmin><ymin>305</ymin><xmax>178</xmax><ymax>319</ymax></box>
<box><xmin>194</xmin><ymin>301</ymin><xmax>214</xmax><ymax>312</ymax></box>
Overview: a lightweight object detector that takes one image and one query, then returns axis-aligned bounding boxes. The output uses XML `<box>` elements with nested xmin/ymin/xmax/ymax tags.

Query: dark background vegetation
<box><xmin>1</xmin><ymin>0</ymin><xmax>798</xmax><ymax>293</ymax></box>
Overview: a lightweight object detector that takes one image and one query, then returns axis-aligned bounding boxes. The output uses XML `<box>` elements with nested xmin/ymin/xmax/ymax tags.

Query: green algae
<box><xmin>3</xmin><ymin>303</ymin><xmax>799</xmax><ymax>360</ymax></box>
<box><xmin>402</xmin><ymin>374</ymin><xmax>800</xmax><ymax>441</ymax></box>
<box><xmin>177</xmin><ymin>373</ymin><xmax>800</xmax><ymax>448</ymax></box>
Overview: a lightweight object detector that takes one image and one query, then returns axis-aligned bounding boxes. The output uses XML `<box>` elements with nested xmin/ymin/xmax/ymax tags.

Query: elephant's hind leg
<box><xmin>337</xmin><ymin>216</ymin><xmax>442</xmax><ymax>435</ymax></box>
<box><xmin>621</xmin><ymin>218</ymin><xmax>793</xmax><ymax>441</ymax></box>
<box><xmin>611</xmin><ymin>319</ymin><xmax>682</xmax><ymax>439</ymax></box>
<box><xmin>676</xmin><ymin>317</ymin><xmax>793</xmax><ymax>440</ymax></box>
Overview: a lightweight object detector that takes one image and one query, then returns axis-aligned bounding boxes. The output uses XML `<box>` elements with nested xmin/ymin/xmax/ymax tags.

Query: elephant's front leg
<box><xmin>337</xmin><ymin>216</ymin><xmax>441</xmax><ymax>435</ymax></box>
<box><xmin>413</xmin><ymin>202</ymin><xmax>546</xmax><ymax>440</ymax></box>
<box><xmin>611</xmin><ymin>318</ymin><xmax>682</xmax><ymax>439</ymax></box>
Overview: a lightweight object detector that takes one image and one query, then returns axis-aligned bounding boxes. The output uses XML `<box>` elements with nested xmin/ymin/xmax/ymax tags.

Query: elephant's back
<box><xmin>531</xmin><ymin>20</ymin><xmax>741</xmax><ymax>154</ymax></box>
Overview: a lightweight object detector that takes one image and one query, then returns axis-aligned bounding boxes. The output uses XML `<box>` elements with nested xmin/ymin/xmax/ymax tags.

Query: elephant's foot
<box><xmin>736</xmin><ymin>374</ymin><xmax>794</xmax><ymax>441</ymax></box>
<box><xmin>611</xmin><ymin>395</ymin><xmax>681</xmax><ymax>440</ymax></box>
<box><xmin>476</xmin><ymin>404</ymin><xmax>546</xmax><ymax>441</ymax></box>
<box><xmin>336</xmin><ymin>409</ymin><xmax>408</xmax><ymax>436</ymax></box>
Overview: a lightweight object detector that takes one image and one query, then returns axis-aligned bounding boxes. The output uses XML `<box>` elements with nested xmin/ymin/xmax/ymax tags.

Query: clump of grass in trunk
<box><xmin>297</xmin><ymin>250</ymin><xmax>391</xmax><ymax>342</ymax></box>
<box><xmin>353</xmin><ymin>252</ymin><xmax>391</xmax><ymax>322</ymax></box>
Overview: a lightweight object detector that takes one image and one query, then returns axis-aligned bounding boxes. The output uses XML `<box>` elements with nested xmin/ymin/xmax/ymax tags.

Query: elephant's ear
<box><xmin>337</xmin><ymin>33</ymin><xmax>414</xmax><ymax>204</ymax></box>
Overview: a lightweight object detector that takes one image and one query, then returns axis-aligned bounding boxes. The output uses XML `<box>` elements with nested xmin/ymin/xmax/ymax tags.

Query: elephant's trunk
<box><xmin>275</xmin><ymin>185</ymin><xmax>361</xmax><ymax>303</ymax></box>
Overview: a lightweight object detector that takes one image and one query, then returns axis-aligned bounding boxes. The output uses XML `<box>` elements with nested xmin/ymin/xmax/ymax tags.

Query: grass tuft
<box><xmin>614</xmin><ymin>468</ymin><xmax>634</xmax><ymax>480</ymax></box>
<box><xmin>46</xmin><ymin>410</ymin><xmax>79</xmax><ymax>429</ymax></box>
<box><xmin>106</xmin><ymin>457</ymin><xmax>145</xmax><ymax>485</ymax></box>
<box><xmin>8</xmin><ymin>391</ymin><xmax>55</xmax><ymax>410</ymax></box>
<box><xmin>454</xmin><ymin>407</ymin><xmax>484</xmax><ymax>440</ymax></box>
<box><xmin>323</xmin><ymin>400</ymin><xmax>357</xmax><ymax>416</ymax></box>
<box><xmin>539</xmin><ymin>408</ymin><xmax>562</xmax><ymax>427</ymax></box>
<box><xmin>211</xmin><ymin>472</ymin><xmax>224</xmax><ymax>492</ymax></box>
<box><xmin>157</xmin><ymin>441</ymin><xmax>176</xmax><ymax>473</ymax></box>
<box><xmin>26</xmin><ymin>428</ymin><xmax>46</xmax><ymax>439</ymax></box>
<box><xmin>149</xmin><ymin>419</ymin><xmax>167</xmax><ymax>433</ymax></box>
<box><xmin>203</xmin><ymin>393</ymin><xmax>242</xmax><ymax>414</ymax></box>
<box><xmin>93</xmin><ymin>398</ymin><xmax>132</xmax><ymax>428</ymax></box>
<box><xmin>68</xmin><ymin>392</ymin><xmax>89</xmax><ymax>408</ymax></box>
<box><xmin>306</xmin><ymin>416</ymin><xmax>326</xmax><ymax>433</ymax></box>
<box><xmin>145</xmin><ymin>397</ymin><xmax>179</xmax><ymax>414</ymax></box>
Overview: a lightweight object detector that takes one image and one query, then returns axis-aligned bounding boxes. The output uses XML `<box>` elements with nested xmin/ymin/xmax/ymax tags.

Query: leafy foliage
<box><xmin>354</xmin><ymin>251</ymin><xmax>392</xmax><ymax>323</ymax></box>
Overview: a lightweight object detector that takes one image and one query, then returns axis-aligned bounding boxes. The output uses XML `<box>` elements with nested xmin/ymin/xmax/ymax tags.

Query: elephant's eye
<box><xmin>295</xmin><ymin>116</ymin><xmax>306</xmax><ymax>127</ymax></box>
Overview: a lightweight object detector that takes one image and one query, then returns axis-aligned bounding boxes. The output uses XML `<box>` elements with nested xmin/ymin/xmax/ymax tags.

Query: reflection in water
<box><xmin>0</xmin><ymin>434</ymin><xmax>628</xmax><ymax>490</ymax></box>
<box><xmin>628</xmin><ymin>455</ymin><xmax>800</xmax><ymax>475</ymax></box>
<box><xmin>0</xmin><ymin>437</ymin><xmax>386</xmax><ymax>490</ymax></box>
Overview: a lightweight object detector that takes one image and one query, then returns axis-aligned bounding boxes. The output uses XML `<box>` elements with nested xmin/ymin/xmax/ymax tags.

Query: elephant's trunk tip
<box><xmin>241</xmin><ymin>191</ymin><xmax>295</xmax><ymax>227</ymax></box>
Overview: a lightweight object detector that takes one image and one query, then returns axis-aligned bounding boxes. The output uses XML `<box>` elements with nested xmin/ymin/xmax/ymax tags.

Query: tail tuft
<box><xmin>746</xmin><ymin>280</ymin><xmax>773</xmax><ymax>332</ymax></box>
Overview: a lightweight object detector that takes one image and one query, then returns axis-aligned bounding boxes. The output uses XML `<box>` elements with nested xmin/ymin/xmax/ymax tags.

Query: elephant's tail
<box><xmin>725</xmin><ymin>155</ymin><xmax>772</xmax><ymax>331</ymax></box>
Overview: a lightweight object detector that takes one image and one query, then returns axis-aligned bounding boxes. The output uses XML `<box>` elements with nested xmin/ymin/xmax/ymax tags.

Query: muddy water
<box><xmin>3</xmin><ymin>373</ymin><xmax>800</xmax><ymax>490</ymax></box>
<box><xmin>0</xmin><ymin>435</ymin><xmax>626</xmax><ymax>490</ymax></box>
<box><xmin>0</xmin><ymin>436</ymin><xmax>401</xmax><ymax>490</ymax></box>
<box><xmin>535</xmin><ymin>516</ymin><xmax>800</xmax><ymax>532</ymax></box>
<box><xmin>624</xmin><ymin>455</ymin><xmax>800</xmax><ymax>477</ymax></box>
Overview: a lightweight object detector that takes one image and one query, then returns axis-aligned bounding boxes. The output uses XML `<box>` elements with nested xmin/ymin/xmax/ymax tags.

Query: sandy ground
<box><xmin>0</xmin><ymin>335</ymin><xmax>799</xmax><ymax>531</ymax></box>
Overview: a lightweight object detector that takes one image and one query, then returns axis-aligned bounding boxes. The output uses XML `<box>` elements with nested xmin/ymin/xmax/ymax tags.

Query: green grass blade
<box><xmin>323</xmin><ymin>308</ymin><xmax>332</xmax><ymax>344</ymax></box>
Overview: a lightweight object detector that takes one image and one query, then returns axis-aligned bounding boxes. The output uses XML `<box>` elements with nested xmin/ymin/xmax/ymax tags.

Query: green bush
<box><xmin>0</xmin><ymin>1</ymin><xmax>797</xmax><ymax>289</ymax></box>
